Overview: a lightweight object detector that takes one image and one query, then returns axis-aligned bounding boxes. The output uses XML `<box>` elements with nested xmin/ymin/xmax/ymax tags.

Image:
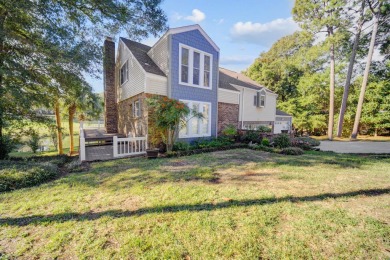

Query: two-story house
<box><xmin>103</xmin><ymin>24</ymin><xmax>292</xmax><ymax>144</ymax></box>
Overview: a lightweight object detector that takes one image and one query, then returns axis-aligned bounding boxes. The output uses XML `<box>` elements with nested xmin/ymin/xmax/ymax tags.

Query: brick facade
<box><xmin>218</xmin><ymin>102</ymin><xmax>239</xmax><ymax>133</ymax></box>
<box><xmin>103</xmin><ymin>37</ymin><xmax>118</xmax><ymax>133</ymax></box>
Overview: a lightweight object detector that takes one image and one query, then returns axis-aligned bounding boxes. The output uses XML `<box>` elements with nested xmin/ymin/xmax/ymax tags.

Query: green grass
<box><xmin>0</xmin><ymin>149</ymin><xmax>389</xmax><ymax>259</ymax></box>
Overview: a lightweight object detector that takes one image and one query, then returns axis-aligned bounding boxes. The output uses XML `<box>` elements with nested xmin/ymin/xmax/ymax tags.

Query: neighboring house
<box><xmin>103</xmin><ymin>24</ymin><xmax>292</xmax><ymax>143</ymax></box>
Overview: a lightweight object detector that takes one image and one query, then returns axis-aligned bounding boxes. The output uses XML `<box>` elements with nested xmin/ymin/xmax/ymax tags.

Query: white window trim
<box><xmin>120</xmin><ymin>60</ymin><xmax>129</xmax><ymax>86</ymax></box>
<box><xmin>133</xmin><ymin>100</ymin><xmax>141</xmax><ymax>118</ymax></box>
<box><xmin>179</xmin><ymin>43</ymin><xmax>213</xmax><ymax>90</ymax></box>
<box><xmin>179</xmin><ymin>99</ymin><xmax>212</xmax><ymax>138</ymax></box>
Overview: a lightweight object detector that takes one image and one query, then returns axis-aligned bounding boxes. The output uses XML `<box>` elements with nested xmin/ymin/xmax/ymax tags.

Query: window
<box><xmin>120</xmin><ymin>61</ymin><xmax>129</xmax><ymax>85</ymax></box>
<box><xmin>179</xmin><ymin>44</ymin><xmax>213</xmax><ymax>89</ymax></box>
<box><xmin>133</xmin><ymin>100</ymin><xmax>141</xmax><ymax>117</ymax></box>
<box><xmin>204</xmin><ymin>55</ymin><xmax>211</xmax><ymax>87</ymax></box>
<box><xmin>181</xmin><ymin>48</ymin><xmax>189</xmax><ymax>83</ymax></box>
<box><xmin>254</xmin><ymin>90</ymin><xmax>266</xmax><ymax>107</ymax></box>
<box><xmin>179</xmin><ymin>100</ymin><xmax>211</xmax><ymax>138</ymax></box>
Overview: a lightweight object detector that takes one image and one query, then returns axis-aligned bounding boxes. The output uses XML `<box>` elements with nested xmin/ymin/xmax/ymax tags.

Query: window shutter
<box><xmin>256</xmin><ymin>92</ymin><xmax>260</xmax><ymax>107</ymax></box>
<box><xmin>254</xmin><ymin>95</ymin><xmax>257</xmax><ymax>106</ymax></box>
<box><xmin>132</xmin><ymin>102</ymin><xmax>134</xmax><ymax>117</ymax></box>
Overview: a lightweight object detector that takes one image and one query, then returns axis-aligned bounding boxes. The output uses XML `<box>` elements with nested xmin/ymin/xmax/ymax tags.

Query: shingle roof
<box><xmin>218</xmin><ymin>68</ymin><xmax>275</xmax><ymax>94</ymax></box>
<box><xmin>120</xmin><ymin>37</ymin><xmax>166</xmax><ymax>77</ymax></box>
<box><xmin>276</xmin><ymin>109</ymin><xmax>292</xmax><ymax>117</ymax></box>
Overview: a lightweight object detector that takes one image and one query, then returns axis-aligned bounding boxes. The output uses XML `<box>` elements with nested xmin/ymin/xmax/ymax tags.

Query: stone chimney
<box><xmin>103</xmin><ymin>37</ymin><xmax>118</xmax><ymax>133</ymax></box>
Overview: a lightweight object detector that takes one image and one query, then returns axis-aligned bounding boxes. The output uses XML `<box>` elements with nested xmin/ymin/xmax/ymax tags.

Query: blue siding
<box><xmin>169</xmin><ymin>30</ymin><xmax>219</xmax><ymax>142</ymax></box>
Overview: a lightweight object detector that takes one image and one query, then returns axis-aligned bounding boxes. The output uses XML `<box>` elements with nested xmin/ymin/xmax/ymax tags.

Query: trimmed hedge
<box><xmin>167</xmin><ymin>143</ymin><xmax>248</xmax><ymax>158</ymax></box>
<box><xmin>0</xmin><ymin>161</ymin><xmax>58</xmax><ymax>192</ymax></box>
<box><xmin>280</xmin><ymin>147</ymin><xmax>304</xmax><ymax>155</ymax></box>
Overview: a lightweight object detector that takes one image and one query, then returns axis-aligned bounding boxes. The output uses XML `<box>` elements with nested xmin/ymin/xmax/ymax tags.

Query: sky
<box><xmin>89</xmin><ymin>0</ymin><xmax>298</xmax><ymax>92</ymax></box>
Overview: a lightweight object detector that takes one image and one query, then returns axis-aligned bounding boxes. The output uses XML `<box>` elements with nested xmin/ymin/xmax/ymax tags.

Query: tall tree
<box><xmin>337</xmin><ymin>0</ymin><xmax>368</xmax><ymax>137</ymax></box>
<box><xmin>293</xmin><ymin>0</ymin><xmax>347</xmax><ymax>140</ymax></box>
<box><xmin>351</xmin><ymin>0</ymin><xmax>387</xmax><ymax>139</ymax></box>
<box><xmin>0</xmin><ymin>0</ymin><xmax>167</xmax><ymax>157</ymax></box>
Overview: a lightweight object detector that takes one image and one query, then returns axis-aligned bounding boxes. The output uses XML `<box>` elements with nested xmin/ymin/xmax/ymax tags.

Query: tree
<box><xmin>337</xmin><ymin>0</ymin><xmax>369</xmax><ymax>137</ymax></box>
<box><xmin>0</xmin><ymin>0</ymin><xmax>167</xmax><ymax>156</ymax></box>
<box><xmin>63</xmin><ymin>79</ymin><xmax>102</xmax><ymax>155</ymax></box>
<box><xmin>293</xmin><ymin>0</ymin><xmax>348</xmax><ymax>140</ymax></box>
<box><xmin>351</xmin><ymin>0</ymin><xmax>389</xmax><ymax>139</ymax></box>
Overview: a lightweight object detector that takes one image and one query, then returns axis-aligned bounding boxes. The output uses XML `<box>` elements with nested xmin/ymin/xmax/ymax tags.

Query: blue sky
<box><xmin>89</xmin><ymin>0</ymin><xmax>298</xmax><ymax>92</ymax></box>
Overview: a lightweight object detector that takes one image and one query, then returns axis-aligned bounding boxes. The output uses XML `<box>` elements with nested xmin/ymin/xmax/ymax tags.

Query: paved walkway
<box><xmin>319</xmin><ymin>141</ymin><xmax>390</xmax><ymax>154</ymax></box>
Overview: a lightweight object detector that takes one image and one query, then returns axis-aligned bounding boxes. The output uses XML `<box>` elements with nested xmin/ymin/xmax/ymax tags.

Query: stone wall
<box><xmin>117</xmin><ymin>93</ymin><xmax>149</xmax><ymax>137</ymax></box>
<box><xmin>103</xmin><ymin>37</ymin><xmax>118</xmax><ymax>133</ymax></box>
<box><xmin>218</xmin><ymin>102</ymin><xmax>239</xmax><ymax>133</ymax></box>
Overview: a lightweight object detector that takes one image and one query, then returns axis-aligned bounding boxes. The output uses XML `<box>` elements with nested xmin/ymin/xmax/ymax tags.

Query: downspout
<box><xmin>215</xmin><ymin>56</ymin><xmax>219</xmax><ymax>137</ymax></box>
<box><xmin>168</xmin><ymin>35</ymin><xmax>172</xmax><ymax>98</ymax></box>
<box><xmin>241</xmin><ymin>88</ymin><xmax>244</xmax><ymax>129</ymax></box>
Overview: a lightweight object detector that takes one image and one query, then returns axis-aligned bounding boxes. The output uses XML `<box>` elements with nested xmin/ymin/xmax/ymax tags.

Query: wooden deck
<box><xmin>84</xmin><ymin>129</ymin><xmax>125</xmax><ymax>142</ymax></box>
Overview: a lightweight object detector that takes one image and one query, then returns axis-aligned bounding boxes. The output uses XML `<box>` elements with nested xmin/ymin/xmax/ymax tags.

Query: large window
<box><xmin>179</xmin><ymin>100</ymin><xmax>211</xmax><ymax>138</ymax></box>
<box><xmin>179</xmin><ymin>44</ymin><xmax>212</xmax><ymax>89</ymax></box>
<box><xmin>120</xmin><ymin>61</ymin><xmax>129</xmax><ymax>85</ymax></box>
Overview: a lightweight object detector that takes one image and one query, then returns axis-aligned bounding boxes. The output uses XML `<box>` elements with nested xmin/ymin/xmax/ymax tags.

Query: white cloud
<box><xmin>230</xmin><ymin>17</ymin><xmax>300</xmax><ymax>46</ymax></box>
<box><xmin>216</xmin><ymin>18</ymin><xmax>225</xmax><ymax>25</ymax></box>
<box><xmin>172</xmin><ymin>9</ymin><xmax>206</xmax><ymax>23</ymax></box>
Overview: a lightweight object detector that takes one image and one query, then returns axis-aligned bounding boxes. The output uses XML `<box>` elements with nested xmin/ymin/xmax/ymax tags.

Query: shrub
<box><xmin>26</xmin><ymin>130</ymin><xmax>40</xmax><ymax>153</ymax></box>
<box><xmin>251</xmin><ymin>145</ymin><xmax>275</xmax><ymax>153</ymax></box>
<box><xmin>291</xmin><ymin>137</ymin><xmax>320</xmax><ymax>150</ymax></box>
<box><xmin>280</xmin><ymin>147</ymin><xmax>304</xmax><ymax>155</ymax></box>
<box><xmin>221</xmin><ymin>124</ymin><xmax>238</xmax><ymax>137</ymax></box>
<box><xmin>0</xmin><ymin>161</ymin><xmax>58</xmax><ymax>192</ymax></box>
<box><xmin>0</xmin><ymin>135</ymin><xmax>15</xmax><ymax>160</ymax></box>
<box><xmin>173</xmin><ymin>141</ymin><xmax>191</xmax><ymax>151</ymax></box>
<box><xmin>257</xmin><ymin>125</ymin><xmax>272</xmax><ymax>133</ymax></box>
<box><xmin>192</xmin><ymin>137</ymin><xmax>233</xmax><ymax>149</ymax></box>
<box><xmin>240</xmin><ymin>130</ymin><xmax>262</xmax><ymax>144</ymax></box>
<box><xmin>261</xmin><ymin>138</ymin><xmax>270</xmax><ymax>147</ymax></box>
<box><xmin>166</xmin><ymin>143</ymin><xmax>248</xmax><ymax>158</ymax></box>
<box><xmin>273</xmin><ymin>134</ymin><xmax>291</xmax><ymax>148</ymax></box>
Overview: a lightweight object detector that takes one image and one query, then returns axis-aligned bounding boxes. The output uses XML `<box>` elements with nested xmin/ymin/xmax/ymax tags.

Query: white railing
<box><xmin>113</xmin><ymin>136</ymin><xmax>147</xmax><ymax>158</ymax></box>
<box><xmin>79</xmin><ymin>121</ymin><xmax>86</xmax><ymax>162</ymax></box>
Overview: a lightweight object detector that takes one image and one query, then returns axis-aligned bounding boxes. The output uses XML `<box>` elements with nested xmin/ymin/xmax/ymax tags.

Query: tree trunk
<box><xmin>328</xmin><ymin>42</ymin><xmax>335</xmax><ymax>140</ymax></box>
<box><xmin>68</xmin><ymin>103</ymin><xmax>76</xmax><ymax>155</ymax></box>
<box><xmin>55</xmin><ymin>101</ymin><xmax>63</xmax><ymax>154</ymax></box>
<box><xmin>0</xmin><ymin>10</ymin><xmax>6</xmax><ymax>139</ymax></box>
<box><xmin>337</xmin><ymin>0</ymin><xmax>365</xmax><ymax>137</ymax></box>
<box><xmin>351</xmin><ymin>15</ymin><xmax>378</xmax><ymax>139</ymax></box>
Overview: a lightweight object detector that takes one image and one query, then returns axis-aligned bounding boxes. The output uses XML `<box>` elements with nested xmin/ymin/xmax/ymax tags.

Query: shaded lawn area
<box><xmin>0</xmin><ymin>150</ymin><xmax>389</xmax><ymax>259</ymax></box>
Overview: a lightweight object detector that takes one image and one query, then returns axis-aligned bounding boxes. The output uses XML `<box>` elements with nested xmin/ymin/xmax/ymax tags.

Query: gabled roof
<box><xmin>151</xmin><ymin>24</ymin><xmax>220</xmax><ymax>52</ymax></box>
<box><xmin>120</xmin><ymin>37</ymin><xmax>166</xmax><ymax>77</ymax></box>
<box><xmin>276</xmin><ymin>109</ymin><xmax>292</xmax><ymax>117</ymax></box>
<box><xmin>219</xmin><ymin>68</ymin><xmax>276</xmax><ymax>94</ymax></box>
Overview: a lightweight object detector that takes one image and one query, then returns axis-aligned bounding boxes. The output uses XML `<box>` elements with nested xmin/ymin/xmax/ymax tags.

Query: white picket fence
<box><xmin>79</xmin><ymin>122</ymin><xmax>86</xmax><ymax>162</ymax></box>
<box><xmin>113</xmin><ymin>136</ymin><xmax>148</xmax><ymax>158</ymax></box>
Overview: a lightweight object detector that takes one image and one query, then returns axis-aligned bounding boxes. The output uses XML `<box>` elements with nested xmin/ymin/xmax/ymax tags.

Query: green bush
<box><xmin>291</xmin><ymin>137</ymin><xmax>320</xmax><ymax>150</ymax></box>
<box><xmin>273</xmin><ymin>134</ymin><xmax>291</xmax><ymax>148</ymax></box>
<box><xmin>280</xmin><ymin>147</ymin><xmax>304</xmax><ymax>155</ymax></box>
<box><xmin>173</xmin><ymin>141</ymin><xmax>191</xmax><ymax>151</ymax></box>
<box><xmin>240</xmin><ymin>130</ymin><xmax>262</xmax><ymax>144</ymax></box>
<box><xmin>166</xmin><ymin>143</ymin><xmax>248</xmax><ymax>158</ymax></box>
<box><xmin>221</xmin><ymin>124</ymin><xmax>238</xmax><ymax>137</ymax></box>
<box><xmin>251</xmin><ymin>145</ymin><xmax>275</xmax><ymax>153</ymax></box>
<box><xmin>261</xmin><ymin>138</ymin><xmax>270</xmax><ymax>146</ymax></box>
<box><xmin>193</xmin><ymin>137</ymin><xmax>233</xmax><ymax>149</ymax></box>
<box><xmin>0</xmin><ymin>135</ymin><xmax>15</xmax><ymax>160</ymax></box>
<box><xmin>257</xmin><ymin>125</ymin><xmax>272</xmax><ymax>133</ymax></box>
<box><xmin>0</xmin><ymin>161</ymin><xmax>58</xmax><ymax>192</ymax></box>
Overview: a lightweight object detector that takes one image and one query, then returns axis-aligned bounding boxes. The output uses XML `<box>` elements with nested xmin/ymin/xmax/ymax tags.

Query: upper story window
<box><xmin>254</xmin><ymin>90</ymin><xmax>266</xmax><ymax>108</ymax></box>
<box><xmin>179</xmin><ymin>44</ymin><xmax>212</xmax><ymax>89</ymax></box>
<box><xmin>120</xmin><ymin>61</ymin><xmax>129</xmax><ymax>85</ymax></box>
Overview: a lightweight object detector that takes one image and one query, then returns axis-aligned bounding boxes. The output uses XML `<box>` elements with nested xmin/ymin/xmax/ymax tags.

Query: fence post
<box><xmin>79</xmin><ymin>124</ymin><xmax>86</xmax><ymax>162</ymax></box>
<box><xmin>113</xmin><ymin>136</ymin><xmax>118</xmax><ymax>157</ymax></box>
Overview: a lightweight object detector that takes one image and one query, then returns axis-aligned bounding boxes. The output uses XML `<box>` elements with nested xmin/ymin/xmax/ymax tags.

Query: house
<box><xmin>103</xmin><ymin>24</ymin><xmax>292</xmax><ymax>143</ymax></box>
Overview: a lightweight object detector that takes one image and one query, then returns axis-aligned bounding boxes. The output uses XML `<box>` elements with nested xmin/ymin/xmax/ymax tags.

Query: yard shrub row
<box><xmin>291</xmin><ymin>137</ymin><xmax>320</xmax><ymax>150</ymax></box>
<box><xmin>0</xmin><ymin>161</ymin><xmax>58</xmax><ymax>192</ymax></box>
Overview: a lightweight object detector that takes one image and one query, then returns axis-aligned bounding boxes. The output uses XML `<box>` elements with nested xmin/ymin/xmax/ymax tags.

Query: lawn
<box><xmin>0</xmin><ymin>149</ymin><xmax>389</xmax><ymax>259</ymax></box>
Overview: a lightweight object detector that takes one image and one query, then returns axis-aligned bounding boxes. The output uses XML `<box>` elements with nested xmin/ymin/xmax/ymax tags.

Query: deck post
<box><xmin>113</xmin><ymin>136</ymin><xmax>118</xmax><ymax>157</ymax></box>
